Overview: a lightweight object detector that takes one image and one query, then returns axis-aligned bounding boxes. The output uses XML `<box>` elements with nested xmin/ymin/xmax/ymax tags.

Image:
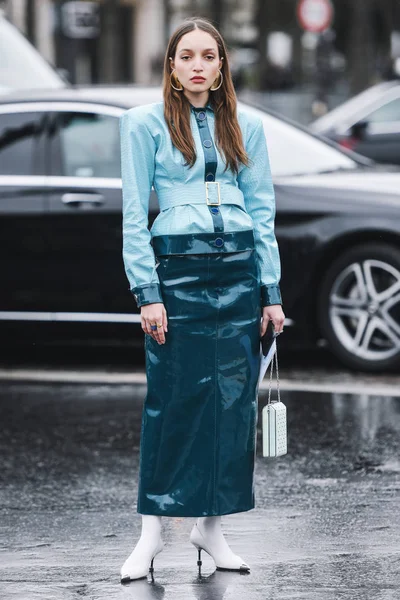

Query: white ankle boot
<box><xmin>189</xmin><ymin>519</ymin><xmax>250</xmax><ymax>572</ymax></box>
<box><xmin>120</xmin><ymin>515</ymin><xmax>164</xmax><ymax>583</ymax></box>
<box><xmin>120</xmin><ymin>538</ymin><xmax>164</xmax><ymax>582</ymax></box>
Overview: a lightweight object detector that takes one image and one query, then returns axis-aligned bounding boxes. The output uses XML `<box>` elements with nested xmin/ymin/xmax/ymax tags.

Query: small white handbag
<box><xmin>262</xmin><ymin>347</ymin><xmax>287</xmax><ymax>458</ymax></box>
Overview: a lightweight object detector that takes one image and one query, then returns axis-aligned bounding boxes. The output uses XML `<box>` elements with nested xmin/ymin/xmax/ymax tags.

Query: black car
<box><xmin>1</xmin><ymin>87</ymin><xmax>400</xmax><ymax>372</ymax></box>
<box><xmin>311</xmin><ymin>81</ymin><xmax>400</xmax><ymax>166</ymax></box>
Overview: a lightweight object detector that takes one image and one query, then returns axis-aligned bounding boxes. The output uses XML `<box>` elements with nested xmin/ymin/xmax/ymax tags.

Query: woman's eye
<box><xmin>181</xmin><ymin>55</ymin><xmax>214</xmax><ymax>60</ymax></box>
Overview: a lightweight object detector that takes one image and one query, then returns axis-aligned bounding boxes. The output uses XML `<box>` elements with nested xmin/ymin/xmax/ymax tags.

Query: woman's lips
<box><xmin>191</xmin><ymin>77</ymin><xmax>206</xmax><ymax>82</ymax></box>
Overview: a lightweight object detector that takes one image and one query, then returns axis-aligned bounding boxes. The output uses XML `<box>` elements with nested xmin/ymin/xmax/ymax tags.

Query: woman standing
<box><xmin>119</xmin><ymin>17</ymin><xmax>285</xmax><ymax>582</ymax></box>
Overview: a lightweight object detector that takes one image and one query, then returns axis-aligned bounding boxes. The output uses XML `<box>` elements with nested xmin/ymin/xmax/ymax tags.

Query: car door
<box><xmin>43</xmin><ymin>104</ymin><xmax>134</xmax><ymax>318</ymax></box>
<box><xmin>0</xmin><ymin>107</ymin><xmax>48</xmax><ymax>318</ymax></box>
<box><xmin>350</xmin><ymin>96</ymin><xmax>400</xmax><ymax>165</ymax></box>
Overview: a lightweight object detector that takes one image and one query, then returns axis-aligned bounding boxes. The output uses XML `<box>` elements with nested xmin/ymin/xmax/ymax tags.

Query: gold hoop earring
<box><xmin>170</xmin><ymin>69</ymin><xmax>183</xmax><ymax>91</ymax></box>
<box><xmin>210</xmin><ymin>69</ymin><xmax>223</xmax><ymax>91</ymax></box>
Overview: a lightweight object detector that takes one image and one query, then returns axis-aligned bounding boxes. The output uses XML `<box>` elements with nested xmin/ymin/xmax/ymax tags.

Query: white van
<box><xmin>0</xmin><ymin>13</ymin><xmax>65</xmax><ymax>94</ymax></box>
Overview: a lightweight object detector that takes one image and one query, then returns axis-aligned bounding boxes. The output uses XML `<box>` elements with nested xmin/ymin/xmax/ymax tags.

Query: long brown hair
<box><xmin>163</xmin><ymin>17</ymin><xmax>249</xmax><ymax>175</ymax></box>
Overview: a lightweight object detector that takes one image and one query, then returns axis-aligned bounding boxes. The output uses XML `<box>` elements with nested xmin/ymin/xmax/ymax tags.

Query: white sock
<box><xmin>140</xmin><ymin>514</ymin><xmax>162</xmax><ymax>541</ymax></box>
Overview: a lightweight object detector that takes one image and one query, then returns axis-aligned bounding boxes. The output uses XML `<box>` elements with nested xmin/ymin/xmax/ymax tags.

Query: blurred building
<box><xmin>3</xmin><ymin>0</ymin><xmax>400</xmax><ymax>96</ymax></box>
<box><xmin>4</xmin><ymin>0</ymin><xmax>165</xmax><ymax>85</ymax></box>
<box><xmin>3</xmin><ymin>0</ymin><xmax>258</xmax><ymax>85</ymax></box>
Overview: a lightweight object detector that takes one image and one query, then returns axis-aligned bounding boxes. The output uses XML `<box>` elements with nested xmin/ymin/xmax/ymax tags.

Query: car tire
<box><xmin>318</xmin><ymin>243</ymin><xmax>400</xmax><ymax>372</ymax></box>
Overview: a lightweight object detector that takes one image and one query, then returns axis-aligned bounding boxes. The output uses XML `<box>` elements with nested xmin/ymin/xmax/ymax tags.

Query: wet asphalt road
<box><xmin>1</xmin><ymin>351</ymin><xmax>400</xmax><ymax>599</ymax></box>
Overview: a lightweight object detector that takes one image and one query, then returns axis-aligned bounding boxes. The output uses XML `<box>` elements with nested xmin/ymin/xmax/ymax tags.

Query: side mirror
<box><xmin>350</xmin><ymin>120</ymin><xmax>369</xmax><ymax>141</ymax></box>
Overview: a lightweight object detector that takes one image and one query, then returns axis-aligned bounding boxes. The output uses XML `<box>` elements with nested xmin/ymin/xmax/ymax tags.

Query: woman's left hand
<box><xmin>261</xmin><ymin>304</ymin><xmax>285</xmax><ymax>336</ymax></box>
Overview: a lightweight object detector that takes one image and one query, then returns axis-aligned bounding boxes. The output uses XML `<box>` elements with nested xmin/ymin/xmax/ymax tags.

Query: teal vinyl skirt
<box><xmin>137</xmin><ymin>230</ymin><xmax>261</xmax><ymax>517</ymax></box>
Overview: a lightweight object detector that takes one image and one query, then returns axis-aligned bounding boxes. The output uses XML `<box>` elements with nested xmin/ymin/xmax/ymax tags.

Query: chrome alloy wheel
<box><xmin>329</xmin><ymin>259</ymin><xmax>400</xmax><ymax>362</ymax></box>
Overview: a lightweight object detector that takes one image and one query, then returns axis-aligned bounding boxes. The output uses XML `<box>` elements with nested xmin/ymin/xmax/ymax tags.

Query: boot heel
<box><xmin>149</xmin><ymin>557</ymin><xmax>155</xmax><ymax>574</ymax></box>
<box><xmin>197</xmin><ymin>548</ymin><xmax>202</xmax><ymax>568</ymax></box>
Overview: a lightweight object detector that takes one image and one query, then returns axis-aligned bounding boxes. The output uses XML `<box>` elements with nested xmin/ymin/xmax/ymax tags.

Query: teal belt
<box><xmin>152</xmin><ymin>229</ymin><xmax>255</xmax><ymax>256</ymax></box>
<box><xmin>156</xmin><ymin>183</ymin><xmax>246</xmax><ymax>211</ymax></box>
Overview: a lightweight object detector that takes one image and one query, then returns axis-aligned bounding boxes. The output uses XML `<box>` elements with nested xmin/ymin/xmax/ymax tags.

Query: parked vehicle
<box><xmin>0</xmin><ymin>13</ymin><xmax>66</xmax><ymax>94</ymax></box>
<box><xmin>311</xmin><ymin>81</ymin><xmax>400</xmax><ymax>166</ymax></box>
<box><xmin>1</xmin><ymin>87</ymin><xmax>400</xmax><ymax>372</ymax></box>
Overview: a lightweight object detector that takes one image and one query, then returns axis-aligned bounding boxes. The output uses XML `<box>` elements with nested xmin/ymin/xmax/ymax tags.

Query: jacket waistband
<box><xmin>152</xmin><ymin>229</ymin><xmax>255</xmax><ymax>256</ymax></box>
<box><xmin>156</xmin><ymin>183</ymin><xmax>246</xmax><ymax>211</ymax></box>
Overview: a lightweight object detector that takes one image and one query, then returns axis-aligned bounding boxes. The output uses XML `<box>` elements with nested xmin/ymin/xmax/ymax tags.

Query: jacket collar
<box><xmin>189</xmin><ymin>100</ymin><xmax>214</xmax><ymax>113</ymax></box>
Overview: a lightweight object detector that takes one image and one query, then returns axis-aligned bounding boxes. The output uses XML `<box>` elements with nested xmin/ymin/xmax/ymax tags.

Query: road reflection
<box><xmin>0</xmin><ymin>382</ymin><xmax>399</xmax><ymax>599</ymax></box>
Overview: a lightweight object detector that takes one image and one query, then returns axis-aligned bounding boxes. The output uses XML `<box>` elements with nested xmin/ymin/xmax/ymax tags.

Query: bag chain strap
<box><xmin>267</xmin><ymin>343</ymin><xmax>281</xmax><ymax>405</ymax></box>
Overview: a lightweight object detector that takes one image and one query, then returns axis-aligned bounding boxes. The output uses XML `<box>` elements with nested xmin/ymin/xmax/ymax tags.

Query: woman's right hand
<box><xmin>141</xmin><ymin>303</ymin><xmax>168</xmax><ymax>344</ymax></box>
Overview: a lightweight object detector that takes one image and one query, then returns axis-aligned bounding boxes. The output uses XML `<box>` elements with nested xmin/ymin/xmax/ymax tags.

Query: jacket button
<box><xmin>203</xmin><ymin>139</ymin><xmax>212</xmax><ymax>148</ymax></box>
<box><xmin>197</xmin><ymin>111</ymin><xmax>206</xmax><ymax>120</ymax></box>
<box><xmin>210</xmin><ymin>207</ymin><xmax>219</xmax><ymax>214</ymax></box>
<box><xmin>214</xmin><ymin>237</ymin><xmax>224</xmax><ymax>247</ymax></box>
<box><xmin>206</xmin><ymin>172</ymin><xmax>214</xmax><ymax>181</ymax></box>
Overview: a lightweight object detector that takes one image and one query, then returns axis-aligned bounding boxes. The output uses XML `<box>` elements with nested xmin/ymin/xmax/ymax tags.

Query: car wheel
<box><xmin>318</xmin><ymin>243</ymin><xmax>400</xmax><ymax>372</ymax></box>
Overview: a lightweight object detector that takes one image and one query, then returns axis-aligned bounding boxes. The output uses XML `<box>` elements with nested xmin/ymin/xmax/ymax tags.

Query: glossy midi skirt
<box><xmin>137</xmin><ymin>230</ymin><xmax>261</xmax><ymax>517</ymax></box>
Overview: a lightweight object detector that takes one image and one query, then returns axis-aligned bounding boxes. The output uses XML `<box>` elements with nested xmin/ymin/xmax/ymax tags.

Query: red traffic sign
<box><xmin>297</xmin><ymin>0</ymin><xmax>334</xmax><ymax>33</ymax></box>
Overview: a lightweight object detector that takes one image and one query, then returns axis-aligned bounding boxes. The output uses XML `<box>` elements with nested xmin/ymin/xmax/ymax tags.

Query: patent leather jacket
<box><xmin>119</xmin><ymin>100</ymin><xmax>282</xmax><ymax>308</ymax></box>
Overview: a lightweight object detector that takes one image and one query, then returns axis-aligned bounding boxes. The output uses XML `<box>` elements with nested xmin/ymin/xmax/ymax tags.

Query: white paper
<box><xmin>257</xmin><ymin>339</ymin><xmax>277</xmax><ymax>387</ymax></box>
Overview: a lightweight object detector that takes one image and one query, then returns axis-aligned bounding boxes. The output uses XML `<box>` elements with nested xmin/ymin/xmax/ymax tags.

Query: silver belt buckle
<box><xmin>205</xmin><ymin>181</ymin><xmax>221</xmax><ymax>206</ymax></box>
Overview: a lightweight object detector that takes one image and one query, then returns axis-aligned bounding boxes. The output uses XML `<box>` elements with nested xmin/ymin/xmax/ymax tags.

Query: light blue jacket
<box><xmin>120</xmin><ymin>100</ymin><xmax>282</xmax><ymax>308</ymax></box>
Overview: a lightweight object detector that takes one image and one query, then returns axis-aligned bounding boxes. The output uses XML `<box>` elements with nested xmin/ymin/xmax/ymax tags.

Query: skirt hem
<box><xmin>136</xmin><ymin>503</ymin><xmax>255</xmax><ymax>518</ymax></box>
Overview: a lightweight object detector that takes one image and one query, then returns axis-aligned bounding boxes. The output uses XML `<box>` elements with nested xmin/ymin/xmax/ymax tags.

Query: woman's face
<box><xmin>170</xmin><ymin>29</ymin><xmax>223</xmax><ymax>93</ymax></box>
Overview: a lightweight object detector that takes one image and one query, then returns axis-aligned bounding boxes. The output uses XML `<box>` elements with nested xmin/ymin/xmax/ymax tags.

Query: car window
<box><xmin>57</xmin><ymin>112</ymin><xmax>120</xmax><ymax>178</ymax></box>
<box><xmin>0</xmin><ymin>111</ymin><xmax>45</xmax><ymax>175</ymax></box>
<box><xmin>239</xmin><ymin>103</ymin><xmax>358</xmax><ymax>176</ymax></box>
<box><xmin>366</xmin><ymin>97</ymin><xmax>400</xmax><ymax>123</ymax></box>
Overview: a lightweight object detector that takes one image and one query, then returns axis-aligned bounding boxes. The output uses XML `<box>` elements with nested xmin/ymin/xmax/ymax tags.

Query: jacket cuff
<box><xmin>131</xmin><ymin>283</ymin><xmax>163</xmax><ymax>308</ymax></box>
<box><xmin>261</xmin><ymin>284</ymin><xmax>282</xmax><ymax>307</ymax></box>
